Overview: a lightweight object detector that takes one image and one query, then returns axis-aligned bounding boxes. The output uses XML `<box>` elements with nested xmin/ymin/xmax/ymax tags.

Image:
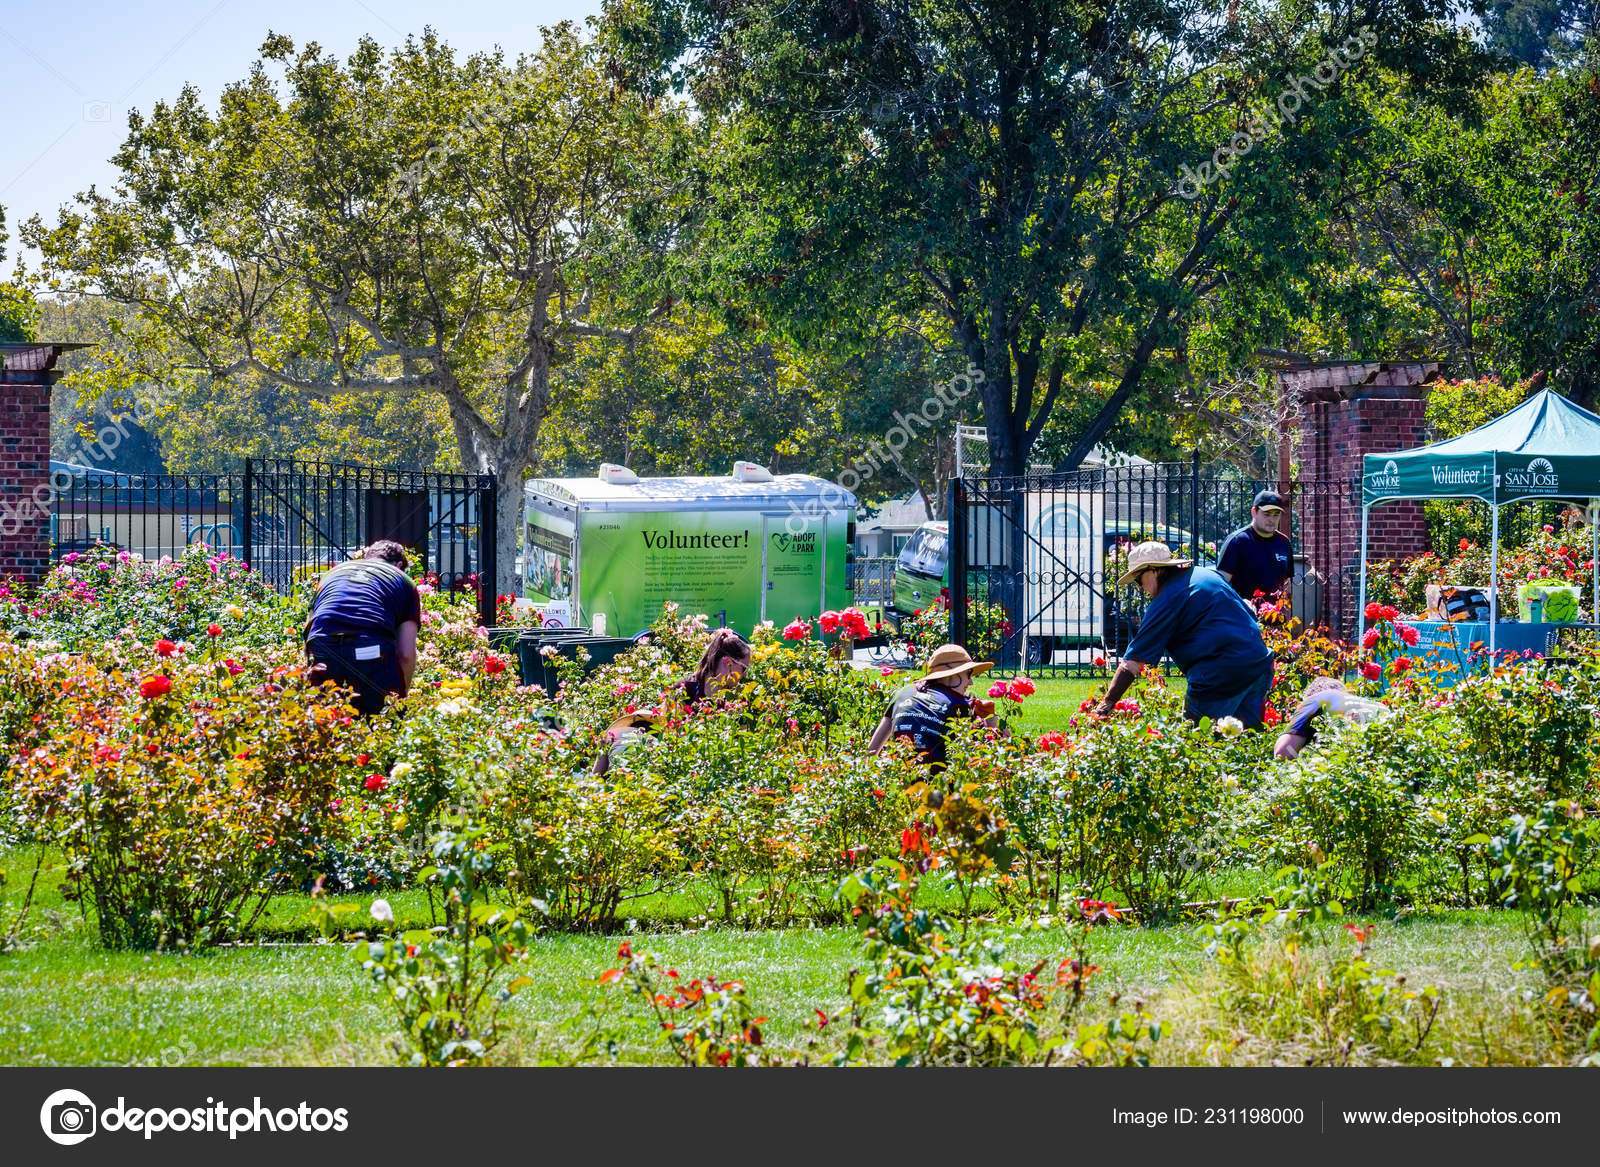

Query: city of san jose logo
<box><xmin>1368</xmin><ymin>459</ymin><xmax>1401</xmax><ymax>492</ymax></box>
<box><xmin>1503</xmin><ymin>456</ymin><xmax>1560</xmax><ymax>493</ymax></box>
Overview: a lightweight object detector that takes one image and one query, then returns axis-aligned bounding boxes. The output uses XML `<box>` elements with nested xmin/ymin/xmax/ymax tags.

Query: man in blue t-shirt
<box><xmin>1093</xmin><ymin>542</ymin><xmax>1274</xmax><ymax>728</ymax></box>
<box><xmin>304</xmin><ymin>540</ymin><xmax>422</xmax><ymax>715</ymax></box>
<box><xmin>1217</xmin><ymin>490</ymin><xmax>1293</xmax><ymax>602</ymax></box>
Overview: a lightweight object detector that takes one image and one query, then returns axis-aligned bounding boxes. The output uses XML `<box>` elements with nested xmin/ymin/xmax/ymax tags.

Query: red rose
<box><xmin>139</xmin><ymin>674</ymin><xmax>172</xmax><ymax>699</ymax></box>
<box><xmin>1391</xmin><ymin>656</ymin><xmax>1412</xmax><ymax>675</ymax></box>
<box><xmin>782</xmin><ymin>619</ymin><xmax>810</xmax><ymax>641</ymax></box>
<box><xmin>364</xmin><ymin>773</ymin><xmax>388</xmax><ymax>793</ymax></box>
<box><xmin>1359</xmin><ymin>661</ymin><xmax>1382</xmax><ymax>681</ymax></box>
<box><xmin>1037</xmin><ymin>731</ymin><xmax>1068</xmax><ymax>754</ymax></box>
<box><xmin>206</xmin><ymin>624</ymin><xmax>222</xmax><ymax>637</ymax></box>
<box><xmin>154</xmin><ymin>639</ymin><xmax>178</xmax><ymax>657</ymax></box>
<box><xmin>484</xmin><ymin>654</ymin><xmax>507</xmax><ymax>675</ymax></box>
<box><xmin>1007</xmin><ymin>677</ymin><xmax>1036</xmax><ymax>699</ymax></box>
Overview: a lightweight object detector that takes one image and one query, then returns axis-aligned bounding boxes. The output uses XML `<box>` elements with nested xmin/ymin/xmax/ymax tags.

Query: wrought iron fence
<box><xmin>50</xmin><ymin>458</ymin><xmax>498</xmax><ymax>624</ymax></box>
<box><xmin>947</xmin><ymin>458</ymin><xmax>1353</xmax><ymax>675</ymax></box>
<box><xmin>849</xmin><ymin>557</ymin><xmax>897</xmax><ymax>606</ymax></box>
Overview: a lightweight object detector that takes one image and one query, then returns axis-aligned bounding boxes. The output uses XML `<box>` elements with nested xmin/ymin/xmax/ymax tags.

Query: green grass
<box><xmin>3</xmin><ymin>845</ymin><xmax>1589</xmax><ymax>1066</ymax></box>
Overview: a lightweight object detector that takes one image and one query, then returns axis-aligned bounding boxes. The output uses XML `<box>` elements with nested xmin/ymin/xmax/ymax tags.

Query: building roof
<box><xmin>858</xmin><ymin>491</ymin><xmax>931</xmax><ymax>532</ymax></box>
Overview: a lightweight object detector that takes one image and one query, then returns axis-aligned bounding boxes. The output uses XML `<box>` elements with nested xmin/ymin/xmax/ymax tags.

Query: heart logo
<box><xmin>771</xmin><ymin>533</ymin><xmax>791</xmax><ymax>553</ymax></box>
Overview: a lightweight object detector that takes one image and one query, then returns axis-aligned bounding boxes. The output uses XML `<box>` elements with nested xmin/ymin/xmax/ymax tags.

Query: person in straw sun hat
<box><xmin>868</xmin><ymin>643</ymin><xmax>1000</xmax><ymax>774</ymax></box>
<box><xmin>1094</xmin><ymin>540</ymin><xmax>1274</xmax><ymax>728</ymax></box>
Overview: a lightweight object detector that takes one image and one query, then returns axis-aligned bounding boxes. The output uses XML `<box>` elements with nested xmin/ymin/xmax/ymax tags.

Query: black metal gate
<box><xmin>948</xmin><ymin>459</ymin><xmax>1351</xmax><ymax>675</ymax></box>
<box><xmin>242</xmin><ymin>459</ymin><xmax>498</xmax><ymax>624</ymax></box>
<box><xmin>52</xmin><ymin>458</ymin><xmax>499</xmax><ymax>625</ymax></box>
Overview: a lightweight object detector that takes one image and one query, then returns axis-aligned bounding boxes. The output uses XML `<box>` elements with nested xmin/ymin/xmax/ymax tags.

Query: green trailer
<box><xmin>522</xmin><ymin>462</ymin><xmax>857</xmax><ymax>636</ymax></box>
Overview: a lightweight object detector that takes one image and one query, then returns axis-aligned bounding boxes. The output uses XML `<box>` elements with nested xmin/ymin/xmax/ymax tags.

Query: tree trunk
<box><xmin>492</xmin><ymin>470</ymin><xmax>524</xmax><ymax>604</ymax></box>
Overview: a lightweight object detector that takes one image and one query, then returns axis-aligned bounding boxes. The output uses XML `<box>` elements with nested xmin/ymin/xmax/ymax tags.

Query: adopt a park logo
<box><xmin>1502</xmin><ymin>456</ymin><xmax>1560</xmax><ymax>495</ymax></box>
<box><xmin>770</xmin><ymin>530</ymin><xmax>818</xmax><ymax>555</ymax></box>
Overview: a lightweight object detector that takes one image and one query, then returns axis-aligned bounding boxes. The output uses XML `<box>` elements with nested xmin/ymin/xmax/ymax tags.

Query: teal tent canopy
<box><xmin>1362</xmin><ymin>389</ymin><xmax>1600</xmax><ymax>505</ymax></box>
<box><xmin>1358</xmin><ymin>389</ymin><xmax>1600</xmax><ymax>656</ymax></box>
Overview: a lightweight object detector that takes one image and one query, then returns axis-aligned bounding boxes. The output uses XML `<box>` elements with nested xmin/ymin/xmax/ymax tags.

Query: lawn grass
<box><xmin>3</xmin><ymin>843</ymin><xmax>1588</xmax><ymax>1067</ymax></box>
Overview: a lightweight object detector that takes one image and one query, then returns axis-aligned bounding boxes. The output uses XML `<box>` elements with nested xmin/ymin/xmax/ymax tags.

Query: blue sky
<box><xmin>1</xmin><ymin>0</ymin><xmax>598</xmax><ymax>275</ymax></box>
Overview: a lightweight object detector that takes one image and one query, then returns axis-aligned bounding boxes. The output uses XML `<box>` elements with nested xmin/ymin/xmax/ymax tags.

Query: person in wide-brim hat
<box><xmin>920</xmin><ymin>643</ymin><xmax>994</xmax><ymax>683</ymax></box>
<box><xmin>1096</xmin><ymin>540</ymin><xmax>1274</xmax><ymax>732</ymax></box>
<box><xmin>868</xmin><ymin>643</ymin><xmax>999</xmax><ymax>774</ymax></box>
<box><xmin>1114</xmin><ymin>541</ymin><xmax>1193</xmax><ymax>588</ymax></box>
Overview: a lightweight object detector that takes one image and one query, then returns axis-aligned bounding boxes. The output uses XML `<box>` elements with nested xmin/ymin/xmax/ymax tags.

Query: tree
<box><xmin>27</xmin><ymin>25</ymin><xmax>685</xmax><ymax>593</ymax></box>
<box><xmin>1482</xmin><ymin>0</ymin><xmax>1599</xmax><ymax>68</ymax></box>
<box><xmin>609</xmin><ymin>0</ymin><xmax>1483</xmax><ymax>477</ymax></box>
<box><xmin>0</xmin><ymin>207</ymin><xmax>39</xmax><ymax>345</ymax></box>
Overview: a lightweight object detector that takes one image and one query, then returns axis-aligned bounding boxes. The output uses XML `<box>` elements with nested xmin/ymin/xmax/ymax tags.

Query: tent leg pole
<box><xmin>1358</xmin><ymin>505</ymin><xmax>1370</xmax><ymax>645</ymax></box>
<box><xmin>1489</xmin><ymin>504</ymin><xmax>1500</xmax><ymax>659</ymax></box>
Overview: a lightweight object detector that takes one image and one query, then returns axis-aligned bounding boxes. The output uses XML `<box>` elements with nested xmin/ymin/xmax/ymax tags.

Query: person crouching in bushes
<box><xmin>594</xmin><ymin>710</ymin><xmax>658</xmax><ymax>776</ymax></box>
<box><xmin>680</xmin><ymin>628</ymin><xmax>752</xmax><ymax>707</ymax></box>
<box><xmin>868</xmin><ymin>643</ymin><xmax>998</xmax><ymax>776</ymax></box>
<box><xmin>303</xmin><ymin>539</ymin><xmax>420</xmax><ymax>716</ymax></box>
<box><xmin>1094</xmin><ymin>541</ymin><xmax>1275</xmax><ymax>728</ymax></box>
<box><xmin>1272</xmin><ymin>677</ymin><xmax>1393</xmax><ymax>760</ymax></box>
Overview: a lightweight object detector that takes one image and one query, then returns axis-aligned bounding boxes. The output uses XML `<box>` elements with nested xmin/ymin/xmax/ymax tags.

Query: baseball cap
<box><xmin>1252</xmin><ymin>490</ymin><xmax>1284</xmax><ymax>513</ymax></box>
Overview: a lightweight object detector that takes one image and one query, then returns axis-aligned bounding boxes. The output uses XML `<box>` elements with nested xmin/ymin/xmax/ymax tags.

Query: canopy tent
<box><xmin>1359</xmin><ymin>389</ymin><xmax>1600</xmax><ymax>656</ymax></box>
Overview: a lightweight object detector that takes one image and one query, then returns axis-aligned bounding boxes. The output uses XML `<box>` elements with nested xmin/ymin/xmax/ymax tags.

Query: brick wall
<box><xmin>1298</xmin><ymin>383</ymin><xmax>1430</xmax><ymax>631</ymax></box>
<box><xmin>0</xmin><ymin>352</ymin><xmax>57</xmax><ymax>584</ymax></box>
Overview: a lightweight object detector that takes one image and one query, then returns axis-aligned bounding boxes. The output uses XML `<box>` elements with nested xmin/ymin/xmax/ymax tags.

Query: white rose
<box><xmin>1216</xmin><ymin>716</ymin><xmax>1245</xmax><ymax>738</ymax></box>
<box><xmin>369</xmin><ymin>898</ymin><xmax>394</xmax><ymax>923</ymax></box>
<box><xmin>389</xmin><ymin>762</ymin><xmax>415</xmax><ymax>781</ymax></box>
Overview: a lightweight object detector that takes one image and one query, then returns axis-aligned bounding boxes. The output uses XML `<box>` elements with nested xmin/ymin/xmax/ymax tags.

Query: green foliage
<box><xmin>1260</xmin><ymin>715</ymin><xmax>1431</xmax><ymax>911</ymax></box>
<box><xmin>1197</xmin><ymin>869</ymin><xmax>1444</xmax><ymax>1065</ymax></box>
<box><xmin>833</xmin><ymin>858</ymin><xmax>1153</xmax><ymax>1066</ymax></box>
<box><xmin>7</xmin><ymin>649</ymin><xmax>361</xmax><ymax>949</ymax></box>
<box><xmin>1454</xmin><ymin>670</ymin><xmax>1596</xmax><ymax>793</ymax></box>
<box><xmin>357</xmin><ymin>813</ymin><xmax>535</xmax><ymax>1066</ymax></box>
<box><xmin>1486</xmin><ymin>800</ymin><xmax>1598</xmax><ymax>980</ymax></box>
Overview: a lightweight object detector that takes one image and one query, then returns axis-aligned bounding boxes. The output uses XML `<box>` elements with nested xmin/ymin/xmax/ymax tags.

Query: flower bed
<box><xmin>2</xmin><ymin>546</ymin><xmax>1598</xmax><ymax>957</ymax></box>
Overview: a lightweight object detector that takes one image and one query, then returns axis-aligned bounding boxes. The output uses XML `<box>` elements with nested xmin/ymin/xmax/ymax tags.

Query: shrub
<box><xmin>1453</xmin><ymin>670</ymin><xmax>1596</xmax><ymax>794</ymax></box>
<box><xmin>1054</xmin><ymin>687</ymin><xmax>1229</xmax><ymax>915</ymax></box>
<box><xmin>1258</xmin><ymin>715</ymin><xmax>1430</xmax><ymax>911</ymax></box>
<box><xmin>832</xmin><ymin>858</ymin><xmax>1156</xmax><ymax>1066</ymax></box>
<box><xmin>9</xmin><ymin>657</ymin><xmax>361</xmax><ymax>948</ymax></box>
<box><xmin>494</xmin><ymin>736</ymin><xmax>679</xmax><ymax>931</ymax></box>
<box><xmin>354</xmin><ymin>814</ymin><xmax>536</xmax><ymax>1067</ymax></box>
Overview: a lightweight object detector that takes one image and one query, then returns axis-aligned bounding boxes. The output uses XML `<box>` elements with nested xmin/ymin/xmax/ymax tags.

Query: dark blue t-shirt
<box><xmin>306</xmin><ymin>559</ymin><xmax>422</xmax><ymax>641</ymax></box>
<box><xmin>1217</xmin><ymin>525</ymin><xmax>1292</xmax><ymax>600</ymax></box>
<box><xmin>1123</xmin><ymin>566</ymin><xmax>1272</xmax><ymax>698</ymax></box>
<box><xmin>887</xmin><ymin>682</ymin><xmax>971</xmax><ymax>770</ymax></box>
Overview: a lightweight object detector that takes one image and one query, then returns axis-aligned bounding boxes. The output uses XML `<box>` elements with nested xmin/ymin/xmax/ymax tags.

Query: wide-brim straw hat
<box><xmin>606</xmin><ymin>710</ymin><xmax>657</xmax><ymax>735</ymax></box>
<box><xmin>922</xmin><ymin>643</ymin><xmax>994</xmax><ymax>683</ymax></box>
<box><xmin>1116</xmin><ymin>541</ymin><xmax>1193</xmax><ymax>587</ymax></box>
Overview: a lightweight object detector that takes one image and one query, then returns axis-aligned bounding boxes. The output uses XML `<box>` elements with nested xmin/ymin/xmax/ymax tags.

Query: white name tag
<box><xmin>354</xmin><ymin>644</ymin><xmax>381</xmax><ymax>661</ymax></box>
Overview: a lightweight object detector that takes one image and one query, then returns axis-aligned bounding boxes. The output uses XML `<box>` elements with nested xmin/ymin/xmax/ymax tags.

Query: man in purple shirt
<box><xmin>304</xmin><ymin>540</ymin><xmax>421</xmax><ymax>715</ymax></box>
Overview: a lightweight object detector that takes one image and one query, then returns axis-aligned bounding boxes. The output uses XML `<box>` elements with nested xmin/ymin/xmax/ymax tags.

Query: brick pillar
<box><xmin>1299</xmin><ymin>383</ymin><xmax>1430</xmax><ymax>636</ymax></box>
<box><xmin>0</xmin><ymin>346</ymin><xmax>61</xmax><ymax>584</ymax></box>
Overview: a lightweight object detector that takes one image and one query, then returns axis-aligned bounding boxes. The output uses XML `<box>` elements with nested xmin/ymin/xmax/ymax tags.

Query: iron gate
<box><xmin>948</xmin><ymin>459</ymin><xmax>1352</xmax><ymax>674</ymax></box>
<box><xmin>52</xmin><ymin>458</ymin><xmax>499</xmax><ymax>625</ymax></box>
<box><xmin>242</xmin><ymin>459</ymin><xmax>498</xmax><ymax>624</ymax></box>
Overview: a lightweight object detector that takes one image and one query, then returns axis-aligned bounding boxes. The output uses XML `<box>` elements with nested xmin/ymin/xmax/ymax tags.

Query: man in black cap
<box><xmin>1217</xmin><ymin>491</ymin><xmax>1294</xmax><ymax>603</ymax></box>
